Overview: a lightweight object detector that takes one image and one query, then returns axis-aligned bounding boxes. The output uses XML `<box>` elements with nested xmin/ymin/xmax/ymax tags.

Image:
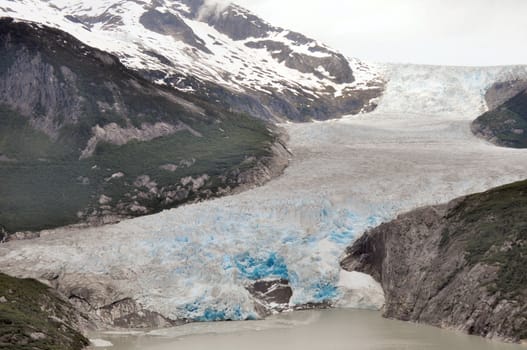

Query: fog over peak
<box><xmin>234</xmin><ymin>0</ymin><xmax>527</xmax><ymax>66</ymax></box>
<box><xmin>198</xmin><ymin>0</ymin><xmax>231</xmax><ymax>20</ymax></box>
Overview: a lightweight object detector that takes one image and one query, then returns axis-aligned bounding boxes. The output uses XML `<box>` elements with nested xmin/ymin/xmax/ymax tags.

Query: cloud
<box><xmin>233</xmin><ymin>0</ymin><xmax>527</xmax><ymax>66</ymax></box>
<box><xmin>198</xmin><ymin>0</ymin><xmax>231</xmax><ymax>20</ymax></box>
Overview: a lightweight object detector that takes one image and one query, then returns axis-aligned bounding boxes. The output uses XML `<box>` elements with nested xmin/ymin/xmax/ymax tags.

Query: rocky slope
<box><xmin>484</xmin><ymin>79</ymin><xmax>527</xmax><ymax>110</ymax></box>
<box><xmin>0</xmin><ymin>18</ymin><xmax>288</xmax><ymax>237</ymax></box>
<box><xmin>341</xmin><ymin>180</ymin><xmax>527</xmax><ymax>342</ymax></box>
<box><xmin>1</xmin><ymin>0</ymin><xmax>385</xmax><ymax>122</ymax></box>
<box><xmin>472</xmin><ymin>85</ymin><xmax>527</xmax><ymax>148</ymax></box>
<box><xmin>0</xmin><ymin>272</ymin><xmax>90</xmax><ymax>350</ymax></box>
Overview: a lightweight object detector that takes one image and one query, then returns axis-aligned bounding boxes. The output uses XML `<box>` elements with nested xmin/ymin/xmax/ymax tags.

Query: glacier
<box><xmin>2</xmin><ymin>64</ymin><xmax>527</xmax><ymax>323</ymax></box>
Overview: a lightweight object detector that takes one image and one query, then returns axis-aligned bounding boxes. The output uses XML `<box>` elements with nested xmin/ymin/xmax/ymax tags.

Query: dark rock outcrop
<box><xmin>472</xmin><ymin>85</ymin><xmax>527</xmax><ymax>148</ymax></box>
<box><xmin>341</xmin><ymin>180</ymin><xmax>527</xmax><ymax>343</ymax></box>
<box><xmin>247</xmin><ymin>279</ymin><xmax>293</xmax><ymax>315</ymax></box>
<box><xmin>139</xmin><ymin>9</ymin><xmax>211</xmax><ymax>54</ymax></box>
<box><xmin>144</xmin><ymin>68</ymin><xmax>383</xmax><ymax>122</ymax></box>
<box><xmin>485</xmin><ymin>79</ymin><xmax>527</xmax><ymax>110</ymax></box>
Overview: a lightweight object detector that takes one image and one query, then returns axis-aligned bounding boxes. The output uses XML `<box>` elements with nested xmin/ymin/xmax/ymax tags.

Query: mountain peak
<box><xmin>2</xmin><ymin>0</ymin><xmax>384</xmax><ymax>121</ymax></box>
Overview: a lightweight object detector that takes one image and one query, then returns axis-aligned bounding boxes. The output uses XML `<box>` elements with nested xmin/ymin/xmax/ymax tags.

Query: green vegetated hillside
<box><xmin>0</xmin><ymin>273</ymin><xmax>89</xmax><ymax>350</ymax></box>
<box><xmin>472</xmin><ymin>88</ymin><xmax>527</xmax><ymax>148</ymax></box>
<box><xmin>0</xmin><ymin>18</ymin><xmax>283</xmax><ymax>236</ymax></box>
<box><xmin>440</xmin><ymin>180</ymin><xmax>527</xmax><ymax>298</ymax></box>
<box><xmin>342</xmin><ymin>179</ymin><xmax>527</xmax><ymax>342</ymax></box>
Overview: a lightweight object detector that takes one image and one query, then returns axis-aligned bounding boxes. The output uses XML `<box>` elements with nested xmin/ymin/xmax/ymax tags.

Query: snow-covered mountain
<box><xmin>0</xmin><ymin>0</ymin><xmax>384</xmax><ymax>121</ymax></box>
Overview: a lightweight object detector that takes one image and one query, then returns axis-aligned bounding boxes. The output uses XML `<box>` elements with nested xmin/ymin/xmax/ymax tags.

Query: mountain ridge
<box><xmin>0</xmin><ymin>0</ymin><xmax>385</xmax><ymax>121</ymax></box>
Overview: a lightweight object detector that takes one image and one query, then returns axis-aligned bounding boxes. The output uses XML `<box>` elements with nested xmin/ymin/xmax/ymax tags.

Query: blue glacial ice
<box><xmin>124</xmin><ymin>198</ymin><xmax>391</xmax><ymax>320</ymax></box>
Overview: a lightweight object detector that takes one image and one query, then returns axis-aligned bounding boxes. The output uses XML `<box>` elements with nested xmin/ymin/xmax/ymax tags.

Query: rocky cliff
<box><xmin>0</xmin><ymin>273</ymin><xmax>90</xmax><ymax>350</ymax></box>
<box><xmin>341</xmin><ymin>180</ymin><xmax>527</xmax><ymax>343</ymax></box>
<box><xmin>472</xmin><ymin>82</ymin><xmax>527</xmax><ymax>148</ymax></box>
<box><xmin>0</xmin><ymin>18</ymin><xmax>289</xmax><ymax>237</ymax></box>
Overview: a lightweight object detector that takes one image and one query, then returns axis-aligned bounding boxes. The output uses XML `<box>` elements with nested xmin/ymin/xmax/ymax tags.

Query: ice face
<box><xmin>374</xmin><ymin>64</ymin><xmax>527</xmax><ymax>118</ymax></box>
<box><xmin>2</xmin><ymin>65</ymin><xmax>527</xmax><ymax>322</ymax></box>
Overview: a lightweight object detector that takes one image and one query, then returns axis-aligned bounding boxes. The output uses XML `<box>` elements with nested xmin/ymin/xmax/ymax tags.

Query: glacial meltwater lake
<box><xmin>88</xmin><ymin>309</ymin><xmax>525</xmax><ymax>350</ymax></box>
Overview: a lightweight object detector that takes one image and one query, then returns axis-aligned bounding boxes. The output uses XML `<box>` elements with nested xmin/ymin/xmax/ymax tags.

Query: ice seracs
<box><xmin>375</xmin><ymin>64</ymin><xmax>527</xmax><ymax>117</ymax></box>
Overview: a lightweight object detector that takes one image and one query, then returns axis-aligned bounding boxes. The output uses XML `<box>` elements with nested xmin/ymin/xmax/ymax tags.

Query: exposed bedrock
<box><xmin>341</xmin><ymin>180</ymin><xmax>527</xmax><ymax>342</ymax></box>
<box><xmin>472</xmin><ymin>87</ymin><xmax>527</xmax><ymax>148</ymax></box>
<box><xmin>247</xmin><ymin>279</ymin><xmax>293</xmax><ymax>315</ymax></box>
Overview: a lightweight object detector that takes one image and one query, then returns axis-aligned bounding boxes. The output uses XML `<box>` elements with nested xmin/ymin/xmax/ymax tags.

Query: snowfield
<box><xmin>2</xmin><ymin>64</ymin><xmax>527</xmax><ymax>322</ymax></box>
